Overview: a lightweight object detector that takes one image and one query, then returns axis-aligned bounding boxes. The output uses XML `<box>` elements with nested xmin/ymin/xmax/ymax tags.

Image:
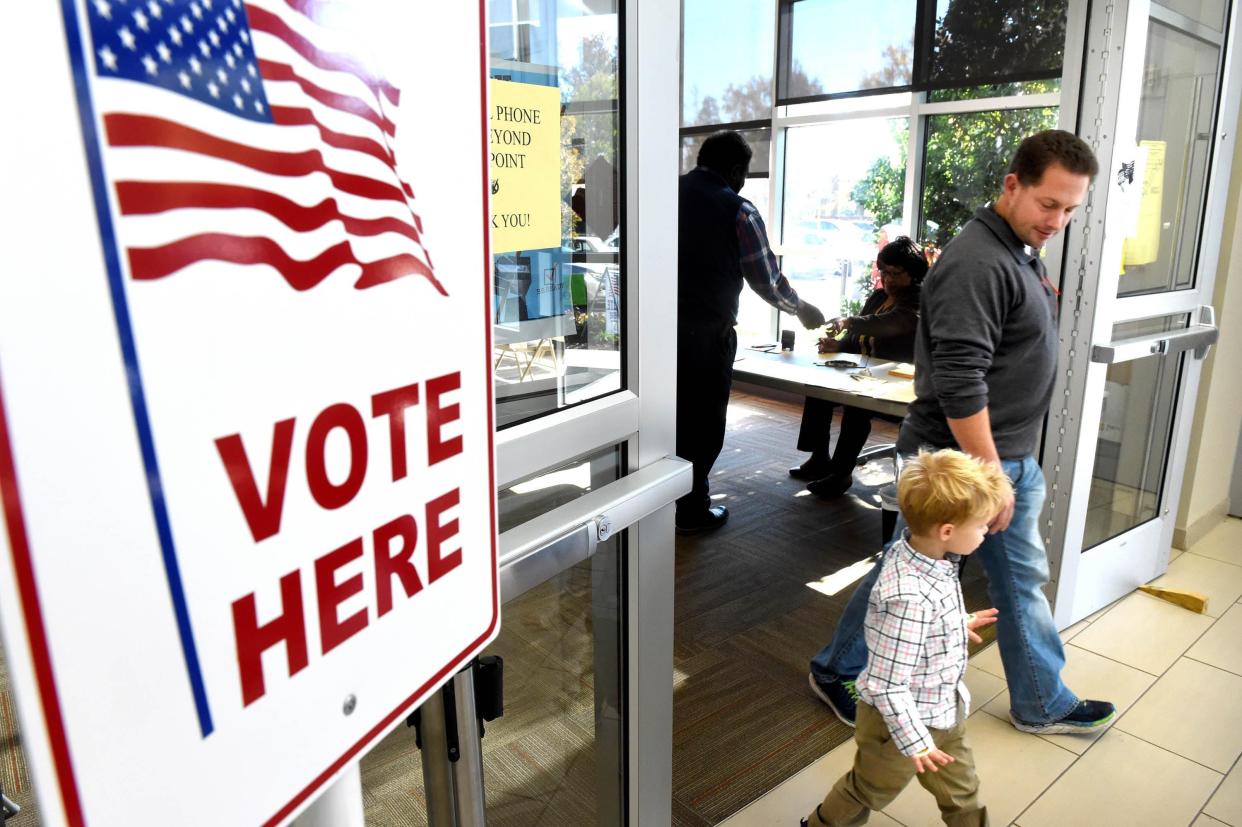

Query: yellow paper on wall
<box><xmin>489</xmin><ymin>79</ymin><xmax>562</xmax><ymax>254</ymax></box>
<box><xmin>1122</xmin><ymin>139</ymin><xmax>1166</xmax><ymax>268</ymax></box>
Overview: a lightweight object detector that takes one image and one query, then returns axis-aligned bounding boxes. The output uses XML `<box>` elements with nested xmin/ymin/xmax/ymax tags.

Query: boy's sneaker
<box><xmin>1010</xmin><ymin>699</ymin><xmax>1116</xmax><ymax>735</ymax></box>
<box><xmin>808</xmin><ymin>673</ymin><xmax>858</xmax><ymax>727</ymax></box>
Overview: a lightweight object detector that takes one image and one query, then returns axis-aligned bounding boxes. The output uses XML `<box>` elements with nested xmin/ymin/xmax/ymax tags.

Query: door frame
<box><xmin>489</xmin><ymin>0</ymin><xmax>682</xmax><ymax>822</ymax></box>
<box><xmin>1044</xmin><ymin>0</ymin><xmax>1242</xmax><ymax>626</ymax></box>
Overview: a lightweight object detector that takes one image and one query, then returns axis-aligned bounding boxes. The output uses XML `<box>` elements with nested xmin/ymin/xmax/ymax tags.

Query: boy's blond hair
<box><xmin>897</xmin><ymin>449</ymin><xmax>1013</xmax><ymax>535</ymax></box>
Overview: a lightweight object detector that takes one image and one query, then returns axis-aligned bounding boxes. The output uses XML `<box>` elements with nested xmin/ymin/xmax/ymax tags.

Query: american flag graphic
<box><xmin>84</xmin><ymin>0</ymin><xmax>445</xmax><ymax>294</ymax></box>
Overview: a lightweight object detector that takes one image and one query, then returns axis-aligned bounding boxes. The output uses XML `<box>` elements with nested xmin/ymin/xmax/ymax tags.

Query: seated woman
<box><xmin>789</xmin><ymin>236</ymin><xmax>927</xmax><ymax>498</ymax></box>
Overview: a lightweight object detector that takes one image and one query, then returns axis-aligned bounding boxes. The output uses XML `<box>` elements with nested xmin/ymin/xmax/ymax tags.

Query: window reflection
<box><xmin>490</xmin><ymin>1</ymin><xmax>623</xmax><ymax>429</ymax></box>
<box><xmin>1117</xmin><ymin>21</ymin><xmax>1220</xmax><ymax>296</ymax></box>
<box><xmin>781</xmin><ymin>118</ymin><xmax>908</xmax><ymax>317</ymax></box>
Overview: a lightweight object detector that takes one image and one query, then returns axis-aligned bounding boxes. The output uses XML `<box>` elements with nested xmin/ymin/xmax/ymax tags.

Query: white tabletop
<box><xmin>732</xmin><ymin>346</ymin><xmax>915</xmax><ymax>418</ymax></box>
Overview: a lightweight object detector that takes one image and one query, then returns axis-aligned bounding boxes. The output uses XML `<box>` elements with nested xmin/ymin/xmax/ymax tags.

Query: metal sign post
<box><xmin>409</xmin><ymin>658</ymin><xmax>504</xmax><ymax>827</ymax></box>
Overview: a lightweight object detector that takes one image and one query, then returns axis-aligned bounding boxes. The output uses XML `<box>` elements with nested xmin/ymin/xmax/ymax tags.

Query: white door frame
<box><xmin>1044</xmin><ymin>0</ymin><xmax>1242</xmax><ymax>626</ymax></box>
<box><xmin>490</xmin><ymin>0</ymin><xmax>683</xmax><ymax>822</ymax></box>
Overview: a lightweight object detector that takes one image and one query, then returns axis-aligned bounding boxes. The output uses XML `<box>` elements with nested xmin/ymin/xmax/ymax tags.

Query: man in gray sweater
<box><xmin>808</xmin><ymin>130</ymin><xmax>1117</xmax><ymax>736</ymax></box>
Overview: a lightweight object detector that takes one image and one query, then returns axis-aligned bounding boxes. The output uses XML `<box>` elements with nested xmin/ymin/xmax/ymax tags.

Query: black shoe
<box><xmin>808</xmin><ymin>672</ymin><xmax>858</xmax><ymax>727</ymax></box>
<box><xmin>807</xmin><ymin>471</ymin><xmax>854</xmax><ymax>499</ymax></box>
<box><xmin>675</xmin><ymin>505</ymin><xmax>729</xmax><ymax>535</ymax></box>
<box><xmin>1010</xmin><ymin>699</ymin><xmax>1116</xmax><ymax>735</ymax></box>
<box><xmin>789</xmin><ymin>457</ymin><xmax>832</xmax><ymax>480</ymax></box>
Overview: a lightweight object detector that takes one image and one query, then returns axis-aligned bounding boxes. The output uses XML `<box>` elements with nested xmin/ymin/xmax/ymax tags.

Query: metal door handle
<box><xmin>1091</xmin><ymin>306</ymin><xmax>1218</xmax><ymax>364</ymax></box>
<box><xmin>497</xmin><ymin>456</ymin><xmax>691</xmax><ymax>601</ymax></box>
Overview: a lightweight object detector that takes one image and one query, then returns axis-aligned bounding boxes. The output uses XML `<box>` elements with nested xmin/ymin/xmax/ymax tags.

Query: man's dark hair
<box><xmin>697</xmin><ymin>131</ymin><xmax>753</xmax><ymax>173</ymax></box>
<box><xmin>877</xmin><ymin>236</ymin><xmax>929</xmax><ymax>284</ymax></box>
<box><xmin>1008</xmin><ymin>130</ymin><xmax>1099</xmax><ymax>185</ymax></box>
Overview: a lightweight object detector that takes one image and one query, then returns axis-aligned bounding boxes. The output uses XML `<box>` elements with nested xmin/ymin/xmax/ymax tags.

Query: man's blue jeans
<box><xmin>809</xmin><ymin>455</ymin><xmax>1079</xmax><ymax>726</ymax></box>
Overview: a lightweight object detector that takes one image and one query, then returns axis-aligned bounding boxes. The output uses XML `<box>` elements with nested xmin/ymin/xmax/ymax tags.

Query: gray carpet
<box><xmin>0</xmin><ymin>642</ymin><xmax>36</xmax><ymax>826</ymax></box>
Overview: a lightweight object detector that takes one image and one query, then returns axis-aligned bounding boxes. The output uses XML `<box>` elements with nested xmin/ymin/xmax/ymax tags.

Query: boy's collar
<box><xmin>896</xmin><ymin>531</ymin><xmax>959</xmax><ymax>579</ymax></box>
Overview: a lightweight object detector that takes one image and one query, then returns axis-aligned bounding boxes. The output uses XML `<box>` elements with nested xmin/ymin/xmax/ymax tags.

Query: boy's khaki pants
<box><xmin>806</xmin><ymin>702</ymin><xmax>987</xmax><ymax>827</ymax></box>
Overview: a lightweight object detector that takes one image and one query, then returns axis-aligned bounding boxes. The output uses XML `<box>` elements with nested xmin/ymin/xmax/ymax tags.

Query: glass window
<box><xmin>480</xmin><ymin>534</ymin><xmax>626</xmax><ymax>825</ymax></box>
<box><xmin>682</xmin><ymin>0</ymin><xmax>777</xmax><ymax>126</ymax></box>
<box><xmin>781</xmin><ymin>0</ymin><xmax>917</xmax><ymax>100</ymax></box>
<box><xmin>922</xmin><ymin>0</ymin><xmax>1068</xmax><ymax>90</ymax></box>
<box><xmin>489</xmin><ymin>0</ymin><xmax>551</xmax><ymax>65</ymax></box>
<box><xmin>919</xmin><ymin>106</ymin><xmax>1058</xmax><ymax>246</ymax></box>
<box><xmin>927</xmin><ymin>77</ymin><xmax>1061</xmax><ymax>103</ymax></box>
<box><xmin>491</xmin><ymin>0</ymin><xmax>623</xmax><ymax>429</ymax></box>
<box><xmin>781</xmin><ymin>118</ymin><xmax>908</xmax><ymax>316</ymax></box>
<box><xmin>497</xmin><ymin>445</ymin><xmax>624</xmax><ymax>532</ymax></box>
<box><xmin>1084</xmin><ymin>316</ymin><xmax>1188</xmax><ymax>550</ymax></box>
<box><xmin>1117</xmin><ymin>21</ymin><xmax>1221</xmax><ymax>296</ymax></box>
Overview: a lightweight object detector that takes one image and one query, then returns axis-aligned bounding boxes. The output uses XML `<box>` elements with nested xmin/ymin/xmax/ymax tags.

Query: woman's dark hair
<box><xmin>697</xmin><ymin>130</ymin><xmax>753</xmax><ymax>173</ymax></box>
<box><xmin>876</xmin><ymin>236</ymin><xmax>929</xmax><ymax>284</ymax></box>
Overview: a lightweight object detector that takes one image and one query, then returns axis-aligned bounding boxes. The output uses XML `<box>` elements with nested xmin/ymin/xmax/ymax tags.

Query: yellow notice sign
<box><xmin>1123</xmin><ymin>140</ymin><xmax>1166</xmax><ymax>268</ymax></box>
<box><xmin>489</xmin><ymin>79</ymin><xmax>561</xmax><ymax>254</ymax></box>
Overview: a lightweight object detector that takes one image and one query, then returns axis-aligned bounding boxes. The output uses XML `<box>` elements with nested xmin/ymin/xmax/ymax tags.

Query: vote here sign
<box><xmin>0</xmin><ymin>2</ymin><xmax>498</xmax><ymax>824</ymax></box>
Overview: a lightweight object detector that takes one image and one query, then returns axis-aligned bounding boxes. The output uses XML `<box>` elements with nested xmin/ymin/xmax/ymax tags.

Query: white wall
<box><xmin>1175</xmin><ymin>106</ymin><xmax>1242</xmax><ymax>547</ymax></box>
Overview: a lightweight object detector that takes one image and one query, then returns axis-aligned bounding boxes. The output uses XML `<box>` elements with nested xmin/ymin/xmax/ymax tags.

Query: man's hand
<box><xmin>944</xmin><ymin>410</ymin><xmax>1014</xmax><ymax>533</ymax></box>
<box><xmin>989</xmin><ymin>490</ymin><xmax>1015</xmax><ymax>533</ymax></box>
<box><xmin>912</xmin><ymin>748</ymin><xmax>955</xmax><ymax>773</ymax></box>
<box><xmin>966</xmin><ymin>607</ymin><xmax>999</xmax><ymax>643</ymax></box>
<box><xmin>817</xmin><ymin>337</ymin><xmax>841</xmax><ymax>354</ymax></box>
<box><xmin>796</xmin><ymin>301</ymin><xmax>826</xmax><ymax>330</ymax></box>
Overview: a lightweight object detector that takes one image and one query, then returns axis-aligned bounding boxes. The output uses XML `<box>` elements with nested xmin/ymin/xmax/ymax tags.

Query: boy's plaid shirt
<box><xmin>855</xmin><ymin>534</ymin><xmax>972</xmax><ymax>756</ymax></box>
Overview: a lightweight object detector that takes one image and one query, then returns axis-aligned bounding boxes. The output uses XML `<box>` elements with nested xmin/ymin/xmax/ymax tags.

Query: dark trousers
<box><xmin>797</xmin><ymin>397</ymin><xmax>874</xmax><ymax>474</ymax></box>
<box><xmin>676</xmin><ymin>322</ymin><xmax>737</xmax><ymax>516</ymax></box>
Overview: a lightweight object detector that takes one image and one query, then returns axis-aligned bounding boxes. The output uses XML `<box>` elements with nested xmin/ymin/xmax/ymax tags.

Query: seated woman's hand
<box><xmin>817</xmin><ymin>337</ymin><xmax>840</xmax><ymax>354</ymax></box>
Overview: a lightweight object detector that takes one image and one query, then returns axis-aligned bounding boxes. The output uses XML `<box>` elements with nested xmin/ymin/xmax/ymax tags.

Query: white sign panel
<box><xmin>0</xmin><ymin>1</ymin><xmax>497</xmax><ymax>824</ymax></box>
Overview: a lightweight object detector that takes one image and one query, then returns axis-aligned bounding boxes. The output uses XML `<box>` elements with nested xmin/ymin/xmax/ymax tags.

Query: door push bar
<box><xmin>1091</xmin><ymin>305</ymin><xmax>1219</xmax><ymax>364</ymax></box>
<box><xmin>497</xmin><ymin>456</ymin><xmax>692</xmax><ymax>603</ymax></box>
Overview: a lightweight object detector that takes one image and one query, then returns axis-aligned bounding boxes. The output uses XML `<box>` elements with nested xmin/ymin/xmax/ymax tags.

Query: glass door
<box><xmin>1044</xmin><ymin>0</ymin><xmax>1240</xmax><ymax>625</ymax></box>
<box><xmin>357</xmin><ymin>0</ymin><xmax>686</xmax><ymax>823</ymax></box>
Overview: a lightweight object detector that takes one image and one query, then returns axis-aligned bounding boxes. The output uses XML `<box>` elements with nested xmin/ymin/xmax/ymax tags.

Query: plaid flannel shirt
<box><xmin>735</xmin><ymin>201</ymin><xmax>802</xmax><ymax>316</ymax></box>
<box><xmin>855</xmin><ymin>533</ymin><xmax>972</xmax><ymax>757</ymax></box>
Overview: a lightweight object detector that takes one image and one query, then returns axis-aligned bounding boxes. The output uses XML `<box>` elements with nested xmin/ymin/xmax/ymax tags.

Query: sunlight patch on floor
<box><xmin>806</xmin><ymin>557</ymin><xmax>878</xmax><ymax>596</ymax></box>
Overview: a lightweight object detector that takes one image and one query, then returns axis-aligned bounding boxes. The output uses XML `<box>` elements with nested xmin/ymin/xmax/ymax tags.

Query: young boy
<box><xmin>803</xmin><ymin>449</ymin><xmax>1011</xmax><ymax>827</ymax></box>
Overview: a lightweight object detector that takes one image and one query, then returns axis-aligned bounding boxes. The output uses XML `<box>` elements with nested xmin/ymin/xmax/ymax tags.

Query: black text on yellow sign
<box><xmin>489</xmin><ymin>79</ymin><xmax>560</xmax><ymax>254</ymax></box>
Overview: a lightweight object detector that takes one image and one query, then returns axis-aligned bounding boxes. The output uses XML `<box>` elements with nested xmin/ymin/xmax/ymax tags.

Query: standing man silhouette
<box><xmin>676</xmin><ymin>131</ymin><xmax>825</xmax><ymax>533</ymax></box>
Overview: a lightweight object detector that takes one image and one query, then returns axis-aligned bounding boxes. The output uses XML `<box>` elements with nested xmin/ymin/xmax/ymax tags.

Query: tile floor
<box><xmin>719</xmin><ymin>516</ymin><xmax>1242</xmax><ymax>827</ymax></box>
